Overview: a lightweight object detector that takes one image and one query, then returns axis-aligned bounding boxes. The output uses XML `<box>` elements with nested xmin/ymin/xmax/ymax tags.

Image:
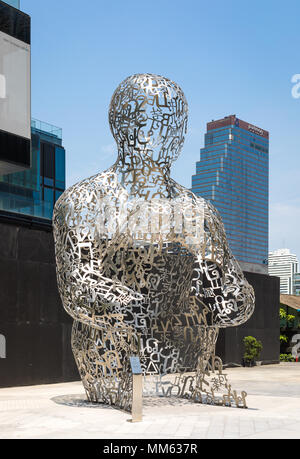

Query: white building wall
<box><xmin>268</xmin><ymin>249</ymin><xmax>299</xmax><ymax>294</ymax></box>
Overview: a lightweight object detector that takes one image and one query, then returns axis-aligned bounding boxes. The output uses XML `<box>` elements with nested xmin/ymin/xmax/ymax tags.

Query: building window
<box><xmin>55</xmin><ymin>146</ymin><xmax>65</xmax><ymax>190</ymax></box>
<box><xmin>41</xmin><ymin>142</ymin><xmax>55</xmax><ymax>180</ymax></box>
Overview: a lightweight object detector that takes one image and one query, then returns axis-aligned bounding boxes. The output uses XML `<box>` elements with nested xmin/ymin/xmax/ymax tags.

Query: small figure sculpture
<box><xmin>53</xmin><ymin>74</ymin><xmax>255</xmax><ymax>410</ymax></box>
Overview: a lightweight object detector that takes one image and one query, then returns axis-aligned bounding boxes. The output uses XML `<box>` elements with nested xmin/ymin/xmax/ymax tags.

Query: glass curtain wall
<box><xmin>0</xmin><ymin>119</ymin><xmax>66</xmax><ymax>220</ymax></box>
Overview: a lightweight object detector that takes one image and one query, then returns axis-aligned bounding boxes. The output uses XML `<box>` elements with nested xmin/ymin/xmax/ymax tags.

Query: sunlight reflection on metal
<box><xmin>53</xmin><ymin>74</ymin><xmax>255</xmax><ymax>412</ymax></box>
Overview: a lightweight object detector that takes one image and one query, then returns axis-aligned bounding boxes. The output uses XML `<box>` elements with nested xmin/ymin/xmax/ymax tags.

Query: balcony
<box><xmin>31</xmin><ymin>119</ymin><xmax>62</xmax><ymax>141</ymax></box>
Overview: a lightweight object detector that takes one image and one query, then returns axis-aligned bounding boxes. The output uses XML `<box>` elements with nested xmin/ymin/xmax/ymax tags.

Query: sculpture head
<box><xmin>109</xmin><ymin>74</ymin><xmax>188</xmax><ymax>167</ymax></box>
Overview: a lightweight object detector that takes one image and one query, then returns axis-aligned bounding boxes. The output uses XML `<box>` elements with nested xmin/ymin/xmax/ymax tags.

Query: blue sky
<box><xmin>22</xmin><ymin>0</ymin><xmax>300</xmax><ymax>260</ymax></box>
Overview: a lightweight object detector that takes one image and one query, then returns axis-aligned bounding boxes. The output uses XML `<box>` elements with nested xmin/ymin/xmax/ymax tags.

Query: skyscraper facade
<box><xmin>0</xmin><ymin>119</ymin><xmax>66</xmax><ymax>221</ymax></box>
<box><xmin>293</xmin><ymin>273</ymin><xmax>300</xmax><ymax>296</ymax></box>
<box><xmin>0</xmin><ymin>1</ymin><xmax>65</xmax><ymax>221</ymax></box>
<box><xmin>0</xmin><ymin>0</ymin><xmax>79</xmax><ymax>390</ymax></box>
<box><xmin>192</xmin><ymin>115</ymin><xmax>269</xmax><ymax>274</ymax></box>
<box><xmin>0</xmin><ymin>0</ymin><xmax>31</xmax><ymax>175</ymax></box>
<box><xmin>4</xmin><ymin>0</ymin><xmax>20</xmax><ymax>8</ymax></box>
<box><xmin>268</xmin><ymin>249</ymin><xmax>299</xmax><ymax>294</ymax></box>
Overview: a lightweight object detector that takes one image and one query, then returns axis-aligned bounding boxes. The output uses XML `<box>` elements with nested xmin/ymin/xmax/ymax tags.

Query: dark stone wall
<box><xmin>0</xmin><ymin>217</ymin><xmax>280</xmax><ymax>387</ymax></box>
<box><xmin>0</xmin><ymin>219</ymin><xmax>79</xmax><ymax>387</ymax></box>
<box><xmin>216</xmin><ymin>271</ymin><xmax>280</xmax><ymax>366</ymax></box>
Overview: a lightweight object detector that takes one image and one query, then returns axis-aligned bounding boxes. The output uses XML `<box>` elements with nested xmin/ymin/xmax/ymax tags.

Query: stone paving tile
<box><xmin>140</xmin><ymin>421</ymin><xmax>170</xmax><ymax>436</ymax></box>
<box><xmin>189</xmin><ymin>433</ymin><xmax>209</xmax><ymax>439</ymax></box>
<box><xmin>276</xmin><ymin>421</ymin><xmax>300</xmax><ymax>433</ymax></box>
<box><xmin>116</xmin><ymin>422</ymin><xmax>142</xmax><ymax>434</ymax></box>
<box><xmin>174</xmin><ymin>423</ymin><xmax>195</xmax><ymax>436</ymax></box>
<box><xmin>191</xmin><ymin>421</ymin><xmax>210</xmax><ymax>430</ymax></box>
<box><xmin>191</xmin><ymin>430</ymin><xmax>209</xmax><ymax>438</ymax></box>
<box><xmin>156</xmin><ymin>423</ymin><xmax>182</xmax><ymax>436</ymax></box>
<box><xmin>206</xmin><ymin>433</ymin><xmax>224</xmax><ymax>439</ymax></box>
<box><xmin>244</xmin><ymin>429</ymin><xmax>300</xmax><ymax>439</ymax></box>
<box><xmin>1</xmin><ymin>364</ymin><xmax>300</xmax><ymax>439</ymax></box>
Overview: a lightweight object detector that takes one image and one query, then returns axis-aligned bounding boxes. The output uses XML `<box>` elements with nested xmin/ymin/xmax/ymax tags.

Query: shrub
<box><xmin>279</xmin><ymin>307</ymin><xmax>295</xmax><ymax>323</ymax></box>
<box><xmin>280</xmin><ymin>353</ymin><xmax>295</xmax><ymax>362</ymax></box>
<box><xmin>243</xmin><ymin>336</ymin><xmax>263</xmax><ymax>363</ymax></box>
<box><xmin>287</xmin><ymin>314</ymin><xmax>296</xmax><ymax>323</ymax></box>
<box><xmin>280</xmin><ymin>334</ymin><xmax>288</xmax><ymax>344</ymax></box>
<box><xmin>279</xmin><ymin>308</ymin><xmax>286</xmax><ymax>320</ymax></box>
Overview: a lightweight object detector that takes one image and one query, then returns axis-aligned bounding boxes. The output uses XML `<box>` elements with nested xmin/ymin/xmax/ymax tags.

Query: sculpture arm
<box><xmin>53</xmin><ymin>199</ymin><xmax>143</xmax><ymax>330</ymax></box>
<box><xmin>194</xmin><ymin>200</ymin><xmax>255</xmax><ymax>328</ymax></box>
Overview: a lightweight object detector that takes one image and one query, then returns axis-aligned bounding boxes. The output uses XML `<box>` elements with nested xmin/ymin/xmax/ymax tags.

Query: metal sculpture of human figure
<box><xmin>53</xmin><ymin>74</ymin><xmax>255</xmax><ymax>408</ymax></box>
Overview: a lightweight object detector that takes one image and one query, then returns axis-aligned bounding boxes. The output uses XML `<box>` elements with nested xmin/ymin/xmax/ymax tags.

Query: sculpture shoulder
<box><xmin>173</xmin><ymin>183</ymin><xmax>227</xmax><ymax>240</ymax></box>
<box><xmin>171</xmin><ymin>182</ymin><xmax>221</xmax><ymax>219</ymax></box>
<box><xmin>58</xmin><ymin>169</ymin><xmax>119</xmax><ymax>204</ymax></box>
<box><xmin>53</xmin><ymin>168</ymin><xmax>122</xmax><ymax>226</ymax></box>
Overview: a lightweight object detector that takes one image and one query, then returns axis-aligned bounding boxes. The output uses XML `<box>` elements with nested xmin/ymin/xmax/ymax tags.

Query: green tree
<box><xmin>280</xmin><ymin>307</ymin><xmax>295</xmax><ymax>323</ymax></box>
<box><xmin>243</xmin><ymin>336</ymin><xmax>263</xmax><ymax>363</ymax></box>
<box><xmin>280</xmin><ymin>334</ymin><xmax>288</xmax><ymax>344</ymax></box>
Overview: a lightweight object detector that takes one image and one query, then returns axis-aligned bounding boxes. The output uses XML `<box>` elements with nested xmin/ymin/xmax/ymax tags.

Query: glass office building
<box><xmin>4</xmin><ymin>0</ymin><xmax>20</xmax><ymax>8</ymax></box>
<box><xmin>0</xmin><ymin>119</ymin><xmax>66</xmax><ymax>221</ymax></box>
<box><xmin>192</xmin><ymin>115</ymin><xmax>269</xmax><ymax>273</ymax></box>
<box><xmin>0</xmin><ymin>0</ymin><xmax>31</xmax><ymax>175</ymax></box>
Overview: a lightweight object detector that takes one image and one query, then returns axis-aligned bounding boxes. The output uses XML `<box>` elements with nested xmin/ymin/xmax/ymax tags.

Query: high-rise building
<box><xmin>0</xmin><ymin>1</ymin><xmax>66</xmax><ymax>222</ymax></box>
<box><xmin>0</xmin><ymin>0</ymin><xmax>31</xmax><ymax>175</ymax></box>
<box><xmin>293</xmin><ymin>273</ymin><xmax>300</xmax><ymax>296</ymax></box>
<box><xmin>4</xmin><ymin>0</ymin><xmax>20</xmax><ymax>9</ymax></box>
<box><xmin>268</xmin><ymin>249</ymin><xmax>299</xmax><ymax>294</ymax></box>
<box><xmin>192</xmin><ymin>115</ymin><xmax>269</xmax><ymax>274</ymax></box>
<box><xmin>0</xmin><ymin>0</ymin><xmax>78</xmax><ymax>390</ymax></box>
<box><xmin>0</xmin><ymin>119</ymin><xmax>66</xmax><ymax>221</ymax></box>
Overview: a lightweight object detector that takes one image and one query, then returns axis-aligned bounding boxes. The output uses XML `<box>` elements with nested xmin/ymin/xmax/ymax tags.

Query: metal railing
<box><xmin>31</xmin><ymin>118</ymin><xmax>62</xmax><ymax>140</ymax></box>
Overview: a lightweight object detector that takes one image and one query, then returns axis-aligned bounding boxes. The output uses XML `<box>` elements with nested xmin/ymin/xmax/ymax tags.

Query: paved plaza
<box><xmin>1</xmin><ymin>363</ymin><xmax>300</xmax><ymax>439</ymax></box>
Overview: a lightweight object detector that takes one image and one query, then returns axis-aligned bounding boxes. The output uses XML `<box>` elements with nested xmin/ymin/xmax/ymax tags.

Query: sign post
<box><xmin>129</xmin><ymin>356</ymin><xmax>143</xmax><ymax>423</ymax></box>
